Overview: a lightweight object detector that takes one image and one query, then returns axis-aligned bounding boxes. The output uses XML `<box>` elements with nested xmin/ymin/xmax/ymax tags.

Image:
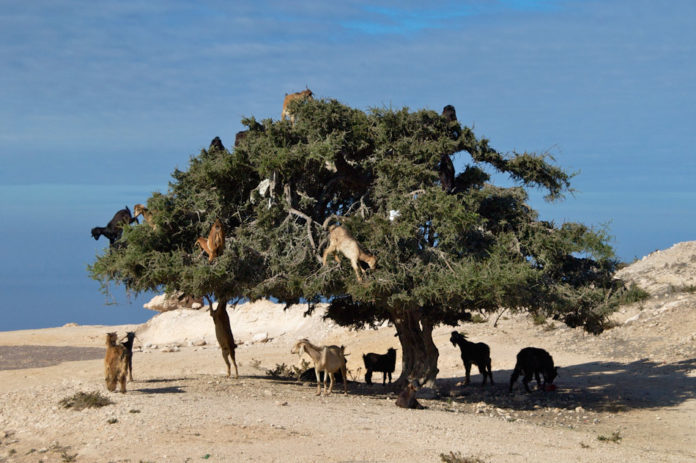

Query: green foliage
<box><xmin>90</xmin><ymin>97</ymin><xmax>623</xmax><ymax>346</ymax></box>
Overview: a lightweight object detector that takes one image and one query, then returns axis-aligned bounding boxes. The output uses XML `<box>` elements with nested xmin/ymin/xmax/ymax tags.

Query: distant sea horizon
<box><xmin>1</xmin><ymin>183</ymin><xmax>690</xmax><ymax>331</ymax></box>
<box><xmin>0</xmin><ymin>184</ymin><xmax>163</xmax><ymax>331</ymax></box>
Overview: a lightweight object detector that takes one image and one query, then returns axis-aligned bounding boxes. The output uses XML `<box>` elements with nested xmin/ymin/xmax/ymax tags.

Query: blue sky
<box><xmin>1</xmin><ymin>0</ymin><xmax>695</xmax><ymax>330</ymax></box>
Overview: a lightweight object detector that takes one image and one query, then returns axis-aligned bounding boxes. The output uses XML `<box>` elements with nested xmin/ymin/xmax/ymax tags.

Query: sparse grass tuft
<box><xmin>440</xmin><ymin>451</ymin><xmax>486</xmax><ymax>463</ymax></box>
<box><xmin>617</xmin><ymin>283</ymin><xmax>650</xmax><ymax>305</ymax></box>
<box><xmin>597</xmin><ymin>431</ymin><xmax>622</xmax><ymax>443</ymax></box>
<box><xmin>470</xmin><ymin>314</ymin><xmax>487</xmax><ymax>324</ymax></box>
<box><xmin>347</xmin><ymin>366</ymin><xmax>362</xmax><ymax>382</ymax></box>
<box><xmin>249</xmin><ymin>358</ymin><xmax>262</xmax><ymax>370</ymax></box>
<box><xmin>531</xmin><ymin>312</ymin><xmax>546</xmax><ymax>325</ymax></box>
<box><xmin>266</xmin><ymin>359</ymin><xmax>311</xmax><ymax>380</ymax></box>
<box><xmin>59</xmin><ymin>391</ymin><xmax>113</xmax><ymax>411</ymax></box>
<box><xmin>542</xmin><ymin>321</ymin><xmax>557</xmax><ymax>331</ymax></box>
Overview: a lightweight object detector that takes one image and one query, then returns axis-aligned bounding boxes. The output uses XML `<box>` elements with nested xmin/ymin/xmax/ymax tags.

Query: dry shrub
<box><xmin>59</xmin><ymin>391</ymin><xmax>113</xmax><ymax>411</ymax></box>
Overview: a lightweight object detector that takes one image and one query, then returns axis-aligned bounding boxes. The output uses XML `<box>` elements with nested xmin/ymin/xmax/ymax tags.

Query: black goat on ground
<box><xmin>121</xmin><ymin>331</ymin><xmax>136</xmax><ymax>382</ymax></box>
<box><xmin>91</xmin><ymin>206</ymin><xmax>138</xmax><ymax>246</ymax></box>
<box><xmin>449</xmin><ymin>331</ymin><xmax>494</xmax><ymax>386</ymax></box>
<box><xmin>509</xmin><ymin>347</ymin><xmax>558</xmax><ymax>393</ymax></box>
<box><xmin>362</xmin><ymin>348</ymin><xmax>397</xmax><ymax>385</ymax></box>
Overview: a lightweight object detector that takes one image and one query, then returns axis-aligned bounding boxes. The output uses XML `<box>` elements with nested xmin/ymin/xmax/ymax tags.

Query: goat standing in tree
<box><xmin>281</xmin><ymin>88</ymin><xmax>313</xmax><ymax>124</ymax></box>
<box><xmin>91</xmin><ymin>206</ymin><xmax>138</xmax><ymax>247</ymax></box>
<box><xmin>196</xmin><ymin>219</ymin><xmax>225</xmax><ymax>263</ymax></box>
<box><xmin>133</xmin><ymin>204</ymin><xmax>156</xmax><ymax>230</ymax></box>
<box><xmin>322</xmin><ymin>224</ymin><xmax>377</xmax><ymax>282</ymax></box>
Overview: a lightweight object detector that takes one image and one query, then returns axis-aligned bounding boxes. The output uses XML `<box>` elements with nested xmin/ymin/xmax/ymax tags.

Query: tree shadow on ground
<box><xmin>135</xmin><ymin>386</ymin><xmax>185</xmax><ymax>394</ymax></box>
<box><xmin>437</xmin><ymin>357</ymin><xmax>696</xmax><ymax>412</ymax></box>
<box><xmin>138</xmin><ymin>378</ymin><xmax>187</xmax><ymax>383</ymax></box>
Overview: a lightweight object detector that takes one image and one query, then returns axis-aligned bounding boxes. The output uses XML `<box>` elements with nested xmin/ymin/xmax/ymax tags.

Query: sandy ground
<box><xmin>1</xmin><ymin>244</ymin><xmax>695</xmax><ymax>463</ymax></box>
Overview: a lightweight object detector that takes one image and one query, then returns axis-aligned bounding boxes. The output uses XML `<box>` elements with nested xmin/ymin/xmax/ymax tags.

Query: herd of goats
<box><xmin>95</xmin><ymin>89</ymin><xmax>559</xmax><ymax>409</ymax></box>
<box><xmin>104</xmin><ymin>326</ymin><xmax>558</xmax><ymax>410</ymax></box>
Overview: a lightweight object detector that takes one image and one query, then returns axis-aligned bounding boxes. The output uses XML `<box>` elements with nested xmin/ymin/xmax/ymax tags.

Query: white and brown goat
<box><xmin>322</xmin><ymin>225</ymin><xmax>377</xmax><ymax>282</ymax></box>
<box><xmin>291</xmin><ymin>338</ymin><xmax>348</xmax><ymax>395</ymax></box>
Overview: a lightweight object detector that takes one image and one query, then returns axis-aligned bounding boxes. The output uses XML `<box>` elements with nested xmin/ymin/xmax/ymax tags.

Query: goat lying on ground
<box><xmin>104</xmin><ymin>332</ymin><xmax>129</xmax><ymax>393</ymax></box>
<box><xmin>450</xmin><ymin>331</ymin><xmax>494</xmax><ymax>386</ymax></box>
<box><xmin>396</xmin><ymin>380</ymin><xmax>424</xmax><ymax>409</ymax></box>
<box><xmin>121</xmin><ymin>331</ymin><xmax>136</xmax><ymax>382</ymax></box>
<box><xmin>291</xmin><ymin>338</ymin><xmax>348</xmax><ymax>395</ymax></box>
<box><xmin>91</xmin><ymin>206</ymin><xmax>138</xmax><ymax>246</ymax></box>
<box><xmin>281</xmin><ymin>88</ymin><xmax>313</xmax><ymax>124</ymax></box>
<box><xmin>322</xmin><ymin>225</ymin><xmax>377</xmax><ymax>282</ymax></box>
<box><xmin>209</xmin><ymin>301</ymin><xmax>239</xmax><ymax>378</ymax></box>
<box><xmin>363</xmin><ymin>348</ymin><xmax>396</xmax><ymax>385</ymax></box>
<box><xmin>196</xmin><ymin>219</ymin><xmax>225</xmax><ymax>263</ymax></box>
<box><xmin>509</xmin><ymin>347</ymin><xmax>558</xmax><ymax>393</ymax></box>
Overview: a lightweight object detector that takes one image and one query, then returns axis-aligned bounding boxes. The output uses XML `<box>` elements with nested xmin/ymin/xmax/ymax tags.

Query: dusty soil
<box><xmin>0</xmin><ymin>244</ymin><xmax>695</xmax><ymax>463</ymax></box>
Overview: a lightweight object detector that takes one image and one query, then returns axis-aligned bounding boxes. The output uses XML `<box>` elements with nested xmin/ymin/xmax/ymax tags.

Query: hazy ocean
<box><xmin>0</xmin><ymin>184</ymin><xmax>159</xmax><ymax>331</ymax></box>
<box><xmin>1</xmin><ymin>182</ymin><xmax>688</xmax><ymax>331</ymax></box>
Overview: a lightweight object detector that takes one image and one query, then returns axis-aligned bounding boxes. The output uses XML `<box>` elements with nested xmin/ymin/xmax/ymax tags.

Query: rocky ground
<box><xmin>0</xmin><ymin>243</ymin><xmax>695</xmax><ymax>462</ymax></box>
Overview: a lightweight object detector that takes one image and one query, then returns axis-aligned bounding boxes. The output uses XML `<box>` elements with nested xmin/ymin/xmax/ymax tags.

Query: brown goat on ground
<box><xmin>322</xmin><ymin>225</ymin><xmax>377</xmax><ymax>282</ymax></box>
<box><xmin>396</xmin><ymin>380</ymin><xmax>424</xmax><ymax>409</ymax></box>
<box><xmin>281</xmin><ymin>88</ymin><xmax>313</xmax><ymax>124</ymax></box>
<box><xmin>209</xmin><ymin>302</ymin><xmax>239</xmax><ymax>378</ymax></box>
<box><xmin>196</xmin><ymin>219</ymin><xmax>225</xmax><ymax>263</ymax></box>
<box><xmin>121</xmin><ymin>331</ymin><xmax>136</xmax><ymax>382</ymax></box>
<box><xmin>104</xmin><ymin>332</ymin><xmax>129</xmax><ymax>393</ymax></box>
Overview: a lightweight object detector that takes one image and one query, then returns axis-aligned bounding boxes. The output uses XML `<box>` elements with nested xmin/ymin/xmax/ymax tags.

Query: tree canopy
<box><xmin>90</xmin><ymin>97</ymin><xmax>625</xmax><ymax>387</ymax></box>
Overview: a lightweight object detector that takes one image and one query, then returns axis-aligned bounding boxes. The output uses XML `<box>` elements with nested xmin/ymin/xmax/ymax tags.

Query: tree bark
<box><xmin>391</xmin><ymin>307</ymin><xmax>439</xmax><ymax>389</ymax></box>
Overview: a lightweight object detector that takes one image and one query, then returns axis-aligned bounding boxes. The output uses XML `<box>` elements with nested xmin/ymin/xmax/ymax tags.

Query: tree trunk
<box><xmin>391</xmin><ymin>307</ymin><xmax>439</xmax><ymax>389</ymax></box>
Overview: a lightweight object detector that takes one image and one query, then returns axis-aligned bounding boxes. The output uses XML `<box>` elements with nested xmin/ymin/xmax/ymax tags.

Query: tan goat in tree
<box><xmin>196</xmin><ymin>219</ymin><xmax>225</xmax><ymax>263</ymax></box>
<box><xmin>281</xmin><ymin>88</ymin><xmax>313</xmax><ymax>124</ymax></box>
<box><xmin>322</xmin><ymin>224</ymin><xmax>377</xmax><ymax>282</ymax></box>
<box><xmin>104</xmin><ymin>332</ymin><xmax>129</xmax><ymax>393</ymax></box>
<box><xmin>291</xmin><ymin>338</ymin><xmax>348</xmax><ymax>395</ymax></box>
<box><xmin>133</xmin><ymin>204</ymin><xmax>155</xmax><ymax>230</ymax></box>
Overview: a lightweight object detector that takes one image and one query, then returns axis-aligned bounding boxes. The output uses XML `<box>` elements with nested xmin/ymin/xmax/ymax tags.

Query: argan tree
<box><xmin>90</xmin><ymin>97</ymin><xmax>624</xmax><ymax>388</ymax></box>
